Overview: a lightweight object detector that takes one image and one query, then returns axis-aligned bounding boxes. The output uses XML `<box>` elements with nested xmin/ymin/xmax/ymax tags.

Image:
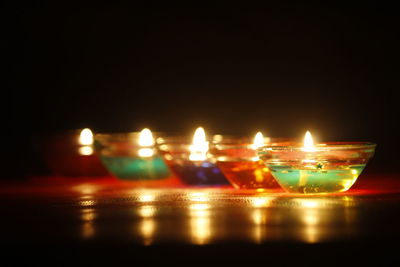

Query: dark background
<box><xmin>4</xmin><ymin>3</ymin><xmax>398</xmax><ymax>178</ymax></box>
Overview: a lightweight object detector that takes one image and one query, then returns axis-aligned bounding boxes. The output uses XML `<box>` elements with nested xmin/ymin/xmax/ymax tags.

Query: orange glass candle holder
<box><xmin>209</xmin><ymin>135</ymin><xmax>288</xmax><ymax>190</ymax></box>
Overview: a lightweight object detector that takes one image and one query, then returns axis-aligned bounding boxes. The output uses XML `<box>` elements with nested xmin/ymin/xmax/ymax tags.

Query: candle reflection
<box><xmin>188</xmin><ymin>192</ymin><xmax>209</xmax><ymax>202</ymax></box>
<box><xmin>189</xmin><ymin>203</ymin><xmax>211</xmax><ymax>245</ymax></box>
<box><xmin>251</xmin><ymin>209</ymin><xmax>268</xmax><ymax>243</ymax></box>
<box><xmin>81</xmin><ymin>208</ymin><xmax>97</xmax><ymax>239</ymax></box>
<box><xmin>139</xmin><ymin>219</ymin><xmax>156</xmax><ymax>245</ymax></box>
<box><xmin>138</xmin><ymin>205</ymin><xmax>157</xmax><ymax>218</ymax></box>
<box><xmin>250</xmin><ymin>197</ymin><xmax>275</xmax><ymax>243</ymax></box>
<box><xmin>137</xmin><ymin>192</ymin><xmax>156</xmax><ymax>203</ymax></box>
<box><xmin>251</xmin><ymin>197</ymin><xmax>275</xmax><ymax>207</ymax></box>
<box><xmin>137</xmin><ymin>205</ymin><xmax>157</xmax><ymax>245</ymax></box>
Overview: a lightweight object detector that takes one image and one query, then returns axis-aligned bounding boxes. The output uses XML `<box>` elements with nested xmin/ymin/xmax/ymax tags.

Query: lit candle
<box><xmin>78</xmin><ymin>128</ymin><xmax>94</xmax><ymax>156</ymax></box>
<box><xmin>210</xmin><ymin>132</ymin><xmax>280</xmax><ymax>190</ymax></box>
<box><xmin>95</xmin><ymin>128</ymin><xmax>171</xmax><ymax>180</ymax></box>
<box><xmin>257</xmin><ymin>131</ymin><xmax>376</xmax><ymax>194</ymax></box>
<box><xmin>42</xmin><ymin>128</ymin><xmax>109</xmax><ymax>177</ymax></box>
<box><xmin>138</xmin><ymin>128</ymin><xmax>155</xmax><ymax>158</ymax></box>
<box><xmin>302</xmin><ymin>131</ymin><xmax>316</xmax><ymax>152</ymax></box>
<box><xmin>251</xmin><ymin>132</ymin><xmax>264</xmax><ymax>150</ymax></box>
<box><xmin>157</xmin><ymin>127</ymin><xmax>229</xmax><ymax>185</ymax></box>
<box><xmin>189</xmin><ymin>127</ymin><xmax>209</xmax><ymax>161</ymax></box>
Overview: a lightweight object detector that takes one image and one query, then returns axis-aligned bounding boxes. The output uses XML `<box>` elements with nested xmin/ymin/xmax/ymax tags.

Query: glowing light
<box><xmin>138</xmin><ymin>128</ymin><xmax>155</xmax><ymax>157</ymax></box>
<box><xmin>139</xmin><ymin>219</ymin><xmax>156</xmax><ymax>246</ymax></box>
<box><xmin>252</xmin><ymin>132</ymin><xmax>264</xmax><ymax>149</ymax></box>
<box><xmin>251</xmin><ymin>197</ymin><xmax>274</xmax><ymax>207</ymax></box>
<box><xmin>81</xmin><ymin>208</ymin><xmax>97</xmax><ymax>222</ymax></box>
<box><xmin>188</xmin><ymin>192</ymin><xmax>209</xmax><ymax>202</ymax></box>
<box><xmin>138</xmin><ymin>194</ymin><xmax>155</xmax><ymax>202</ymax></box>
<box><xmin>79</xmin><ymin>199</ymin><xmax>96</xmax><ymax>207</ymax></box>
<box><xmin>252</xmin><ymin>209</ymin><xmax>267</xmax><ymax>225</ymax></box>
<box><xmin>303</xmin><ymin>131</ymin><xmax>316</xmax><ymax>152</ymax></box>
<box><xmin>81</xmin><ymin>208</ymin><xmax>96</xmax><ymax>239</ymax></box>
<box><xmin>78</xmin><ymin>128</ymin><xmax>94</xmax><ymax>155</ymax></box>
<box><xmin>138</xmin><ymin>128</ymin><xmax>155</xmax><ymax>146</ymax></box>
<box><xmin>189</xmin><ymin>204</ymin><xmax>211</xmax><ymax>245</ymax></box>
<box><xmin>189</xmin><ymin>127</ymin><xmax>209</xmax><ymax>161</ymax></box>
<box><xmin>79</xmin><ymin>128</ymin><xmax>94</xmax><ymax>145</ymax></box>
<box><xmin>297</xmin><ymin>199</ymin><xmax>320</xmax><ymax>208</ymax></box>
<box><xmin>138</xmin><ymin>205</ymin><xmax>156</xmax><ymax>218</ymax></box>
<box><xmin>190</xmin><ymin>204</ymin><xmax>210</xmax><ymax>217</ymax></box>
<box><xmin>78</xmin><ymin>146</ymin><xmax>93</xmax><ymax>155</ymax></box>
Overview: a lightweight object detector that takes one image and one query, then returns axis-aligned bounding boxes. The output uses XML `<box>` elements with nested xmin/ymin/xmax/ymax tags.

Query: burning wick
<box><xmin>189</xmin><ymin>127</ymin><xmax>209</xmax><ymax>161</ymax></box>
<box><xmin>302</xmin><ymin>131</ymin><xmax>316</xmax><ymax>152</ymax></box>
<box><xmin>78</xmin><ymin>128</ymin><xmax>94</xmax><ymax>155</ymax></box>
<box><xmin>138</xmin><ymin>128</ymin><xmax>155</xmax><ymax>157</ymax></box>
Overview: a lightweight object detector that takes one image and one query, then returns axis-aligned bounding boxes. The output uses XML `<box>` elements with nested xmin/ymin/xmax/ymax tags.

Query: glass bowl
<box><xmin>156</xmin><ymin>136</ymin><xmax>230</xmax><ymax>186</ymax></box>
<box><xmin>257</xmin><ymin>142</ymin><xmax>376</xmax><ymax>194</ymax></box>
<box><xmin>40</xmin><ymin>130</ymin><xmax>109</xmax><ymax>177</ymax></box>
<box><xmin>209</xmin><ymin>135</ymin><xmax>291</xmax><ymax>190</ymax></box>
<box><xmin>94</xmin><ymin>132</ymin><xmax>171</xmax><ymax>180</ymax></box>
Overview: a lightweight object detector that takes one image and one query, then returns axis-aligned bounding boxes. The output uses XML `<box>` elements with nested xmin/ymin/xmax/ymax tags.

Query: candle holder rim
<box><xmin>156</xmin><ymin>135</ymin><xmax>292</xmax><ymax>145</ymax></box>
<box><xmin>258</xmin><ymin>141</ymin><xmax>377</xmax><ymax>151</ymax></box>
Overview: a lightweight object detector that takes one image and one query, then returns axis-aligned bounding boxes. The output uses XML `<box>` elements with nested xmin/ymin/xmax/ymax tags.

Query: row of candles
<box><xmin>42</xmin><ymin>127</ymin><xmax>376</xmax><ymax>194</ymax></box>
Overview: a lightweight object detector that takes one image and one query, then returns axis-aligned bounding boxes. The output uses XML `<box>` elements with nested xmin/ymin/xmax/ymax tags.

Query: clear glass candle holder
<box><xmin>209</xmin><ymin>135</ymin><xmax>291</xmax><ymax>190</ymax></box>
<box><xmin>156</xmin><ymin>136</ymin><xmax>230</xmax><ymax>186</ymax></box>
<box><xmin>257</xmin><ymin>142</ymin><xmax>376</xmax><ymax>194</ymax></box>
<box><xmin>94</xmin><ymin>132</ymin><xmax>171</xmax><ymax>180</ymax></box>
<box><xmin>40</xmin><ymin>130</ymin><xmax>109</xmax><ymax>177</ymax></box>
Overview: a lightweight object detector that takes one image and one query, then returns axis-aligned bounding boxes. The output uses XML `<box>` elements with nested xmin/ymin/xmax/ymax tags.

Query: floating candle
<box><xmin>78</xmin><ymin>128</ymin><xmax>95</xmax><ymax>156</ymax></box>
<box><xmin>258</xmin><ymin>131</ymin><xmax>376</xmax><ymax>194</ymax></box>
<box><xmin>95</xmin><ymin>129</ymin><xmax>170</xmax><ymax>180</ymax></box>
<box><xmin>41</xmin><ymin>128</ymin><xmax>109</xmax><ymax>177</ymax></box>
<box><xmin>157</xmin><ymin>127</ymin><xmax>229</xmax><ymax>186</ymax></box>
<box><xmin>210</xmin><ymin>133</ymin><xmax>281</xmax><ymax>190</ymax></box>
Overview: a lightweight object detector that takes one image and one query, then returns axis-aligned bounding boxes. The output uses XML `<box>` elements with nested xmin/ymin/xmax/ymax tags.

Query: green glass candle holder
<box><xmin>257</xmin><ymin>142</ymin><xmax>376</xmax><ymax>194</ymax></box>
<box><xmin>94</xmin><ymin>132</ymin><xmax>171</xmax><ymax>180</ymax></box>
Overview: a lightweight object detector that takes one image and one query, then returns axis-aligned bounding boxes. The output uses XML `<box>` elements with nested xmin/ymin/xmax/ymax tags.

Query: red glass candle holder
<box><xmin>41</xmin><ymin>130</ymin><xmax>109</xmax><ymax>177</ymax></box>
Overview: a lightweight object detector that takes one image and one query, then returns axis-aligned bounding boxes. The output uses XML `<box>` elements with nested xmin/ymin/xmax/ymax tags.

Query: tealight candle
<box><xmin>94</xmin><ymin>129</ymin><xmax>171</xmax><ymax>180</ymax></box>
<box><xmin>41</xmin><ymin>128</ymin><xmax>109</xmax><ymax>177</ymax></box>
<box><xmin>157</xmin><ymin>127</ymin><xmax>229</xmax><ymax>185</ymax></box>
<box><xmin>258</xmin><ymin>131</ymin><xmax>376</xmax><ymax>194</ymax></box>
<box><xmin>209</xmin><ymin>132</ymin><xmax>281</xmax><ymax>190</ymax></box>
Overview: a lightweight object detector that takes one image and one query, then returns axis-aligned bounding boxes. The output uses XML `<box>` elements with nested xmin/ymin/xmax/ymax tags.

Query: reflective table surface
<box><xmin>1</xmin><ymin>173</ymin><xmax>399</xmax><ymax>265</ymax></box>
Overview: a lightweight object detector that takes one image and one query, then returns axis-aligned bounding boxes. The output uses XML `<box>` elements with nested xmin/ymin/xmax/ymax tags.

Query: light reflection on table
<box><xmin>70</xmin><ymin>187</ymin><xmax>366</xmax><ymax>245</ymax></box>
<box><xmin>1</xmin><ymin>175</ymin><xmax>400</xmax><ymax>247</ymax></box>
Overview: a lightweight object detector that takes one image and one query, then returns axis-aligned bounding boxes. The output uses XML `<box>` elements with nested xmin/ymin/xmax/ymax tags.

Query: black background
<box><xmin>5</xmin><ymin>3</ymin><xmax>398</xmax><ymax>177</ymax></box>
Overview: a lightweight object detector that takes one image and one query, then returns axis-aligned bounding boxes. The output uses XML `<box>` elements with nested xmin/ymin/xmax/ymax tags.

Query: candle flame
<box><xmin>252</xmin><ymin>132</ymin><xmax>264</xmax><ymax>149</ymax></box>
<box><xmin>79</xmin><ymin>128</ymin><xmax>93</xmax><ymax>145</ymax></box>
<box><xmin>138</xmin><ymin>128</ymin><xmax>155</xmax><ymax>146</ymax></box>
<box><xmin>303</xmin><ymin>131</ymin><xmax>316</xmax><ymax>152</ymax></box>
<box><xmin>189</xmin><ymin>127</ymin><xmax>209</xmax><ymax>161</ymax></box>
<box><xmin>138</xmin><ymin>128</ymin><xmax>155</xmax><ymax>157</ymax></box>
<box><xmin>78</xmin><ymin>128</ymin><xmax>94</xmax><ymax>155</ymax></box>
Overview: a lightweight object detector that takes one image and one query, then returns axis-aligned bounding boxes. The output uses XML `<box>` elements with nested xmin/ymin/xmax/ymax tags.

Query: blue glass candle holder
<box><xmin>157</xmin><ymin>136</ymin><xmax>229</xmax><ymax>186</ymax></box>
<box><xmin>94</xmin><ymin>132</ymin><xmax>171</xmax><ymax>180</ymax></box>
<box><xmin>258</xmin><ymin>142</ymin><xmax>376</xmax><ymax>194</ymax></box>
